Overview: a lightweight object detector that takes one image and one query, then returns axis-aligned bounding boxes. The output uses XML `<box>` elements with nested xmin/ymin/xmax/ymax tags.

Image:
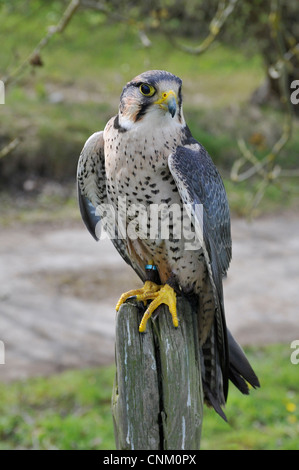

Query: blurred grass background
<box><xmin>1</xmin><ymin>0</ymin><xmax>298</xmax><ymax>217</ymax></box>
<box><xmin>1</xmin><ymin>345</ymin><xmax>299</xmax><ymax>450</ymax></box>
<box><xmin>0</xmin><ymin>0</ymin><xmax>299</xmax><ymax>450</ymax></box>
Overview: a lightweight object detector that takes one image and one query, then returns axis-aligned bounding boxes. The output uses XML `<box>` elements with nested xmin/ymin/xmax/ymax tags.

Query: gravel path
<box><xmin>0</xmin><ymin>213</ymin><xmax>298</xmax><ymax>382</ymax></box>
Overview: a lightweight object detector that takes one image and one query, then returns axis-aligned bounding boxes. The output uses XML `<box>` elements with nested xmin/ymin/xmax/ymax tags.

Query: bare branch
<box><xmin>170</xmin><ymin>0</ymin><xmax>239</xmax><ymax>56</ymax></box>
<box><xmin>3</xmin><ymin>0</ymin><xmax>80</xmax><ymax>88</ymax></box>
<box><xmin>231</xmin><ymin>139</ymin><xmax>268</xmax><ymax>182</ymax></box>
<box><xmin>0</xmin><ymin>138</ymin><xmax>21</xmax><ymax>160</ymax></box>
<box><xmin>230</xmin><ymin>0</ymin><xmax>298</xmax><ymax>211</ymax></box>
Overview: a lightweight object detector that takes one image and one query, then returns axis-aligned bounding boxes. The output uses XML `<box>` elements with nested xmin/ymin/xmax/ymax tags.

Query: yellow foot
<box><xmin>116</xmin><ymin>281</ymin><xmax>178</xmax><ymax>333</ymax></box>
<box><xmin>115</xmin><ymin>281</ymin><xmax>160</xmax><ymax>311</ymax></box>
<box><xmin>138</xmin><ymin>283</ymin><xmax>178</xmax><ymax>332</ymax></box>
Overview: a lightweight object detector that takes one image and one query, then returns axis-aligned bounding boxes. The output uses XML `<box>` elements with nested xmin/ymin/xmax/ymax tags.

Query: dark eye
<box><xmin>139</xmin><ymin>83</ymin><xmax>155</xmax><ymax>97</ymax></box>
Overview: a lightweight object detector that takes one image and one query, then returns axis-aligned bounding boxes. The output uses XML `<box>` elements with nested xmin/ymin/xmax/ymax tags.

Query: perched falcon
<box><xmin>77</xmin><ymin>70</ymin><xmax>259</xmax><ymax>419</ymax></box>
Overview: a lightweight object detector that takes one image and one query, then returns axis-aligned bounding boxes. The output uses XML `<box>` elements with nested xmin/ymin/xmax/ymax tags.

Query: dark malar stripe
<box><xmin>135</xmin><ymin>102</ymin><xmax>151</xmax><ymax>122</ymax></box>
<box><xmin>113</xmin><ymin>115</ymin><xmax>127</xmax><ymax>133</ymax></box>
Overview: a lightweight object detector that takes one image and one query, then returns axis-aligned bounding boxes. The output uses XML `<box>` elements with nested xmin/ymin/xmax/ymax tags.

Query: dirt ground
<box><xmin>0</xmin><ymin>212</ymin><xmax>299</xmax><ymax>382</ymax></box>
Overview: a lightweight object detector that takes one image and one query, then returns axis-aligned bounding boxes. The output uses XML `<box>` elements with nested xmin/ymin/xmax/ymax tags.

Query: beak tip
<box><xmin>155</xmin><ymin>91</ymin><xmax>177</xmax><ymax>117</ymax></box>
<box><xmin>168</xmin><ymin>100</ymin><xmax>177</xmax><ymax>118</ymax></box>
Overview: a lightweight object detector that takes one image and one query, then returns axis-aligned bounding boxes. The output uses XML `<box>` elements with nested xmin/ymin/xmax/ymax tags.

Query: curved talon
<box><xmin>116</xmin><ymin>282</ymin><xmax>178</xmax><ymax>332</ymax></box>
<box><xmin>139</xmin><ymin>284</ymin><xmax>178</xmax><ymax>332</ymax></box>
<box><xmin>116</xmin><ymin>281</ymin><xmax>160</xmax><ymax>311</ymax></box>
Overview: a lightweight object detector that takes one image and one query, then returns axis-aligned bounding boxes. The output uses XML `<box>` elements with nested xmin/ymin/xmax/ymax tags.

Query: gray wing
<box><xmin>168</xmin><ymin>143</ymin><xmax>231</xmax><ymax>279</ymax></box>
<box><xmin>168</xmin><ymin>142</ymin><xmax>259</xmax><ymax>415</ymax></box>
<box><xmin>77</xmin><ymin>131</ymin><xmax>146</xmax><ymax>281</ymax></box>
<box><xmin>168</xmin><ymin>142</ymin><xmax>230</xmax><ymax>409</ymax></box>
<box><xmin>77</xmin><ymin>132</ymin><xmax>107</xmax><ymax>240</ymax></box>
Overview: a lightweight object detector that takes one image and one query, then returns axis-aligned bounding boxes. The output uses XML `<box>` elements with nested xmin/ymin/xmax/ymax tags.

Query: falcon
<box><xmin>77</xmin><ymin>70</ymin><xmax>259</xmax><ymax>419</ymax></box>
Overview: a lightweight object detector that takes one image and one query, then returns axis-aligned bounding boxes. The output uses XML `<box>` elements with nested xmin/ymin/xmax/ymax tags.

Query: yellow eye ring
<box><xmin>139</xmin><ymin>83</ymin><xmax>156</xmax><ymax>97</ymax></box>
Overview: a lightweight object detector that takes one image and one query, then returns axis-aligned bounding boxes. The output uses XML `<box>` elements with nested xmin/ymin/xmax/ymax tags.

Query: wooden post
<box><xmin>111</xmin><ymin>297</ymin><xmax>203</xmax><ymax>450</ymax></box>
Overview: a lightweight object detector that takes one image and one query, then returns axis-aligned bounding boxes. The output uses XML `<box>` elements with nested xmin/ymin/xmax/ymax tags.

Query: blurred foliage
<box><xmin>0</xmin><ymin>0</ymin><xmax>298</xmax><ymax>213</ymax></box>
<box><xmin>2</xmin><ymin>0</ymin><xmax>298</xmax><ymax>100</ymax></box>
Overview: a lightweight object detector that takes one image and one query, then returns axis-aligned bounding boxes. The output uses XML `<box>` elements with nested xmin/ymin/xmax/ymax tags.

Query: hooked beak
<box><xmin>154</xmin><ymin>90</ymin><xmax>177</xmax><ymax>118</ymax></box>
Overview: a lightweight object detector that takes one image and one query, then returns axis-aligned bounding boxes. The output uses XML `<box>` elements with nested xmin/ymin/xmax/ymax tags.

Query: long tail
<box><xmin>202</xmin><ymin>326</ymin><xmax>260</xmax><ymax>421</ymax></box>
<box><xmin>227</xmin><ymin>329</ymin><xmax>260</xmax><ymax>394</ymax></box>
<box><xmin>198</xmin><ymin>235</ymin><xmax>260</xmax><ymax>420</ymax></box>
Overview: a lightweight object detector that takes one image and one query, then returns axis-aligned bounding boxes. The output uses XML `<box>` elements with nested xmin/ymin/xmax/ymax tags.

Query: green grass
<box><xmin>1</xmin><ymin>1</ymin><xmax>298</xmax><ymax>215</ymax></box>
<box><xmin>0</xmin><ymin>344</ymin><xmax>298</xmax><ymax>450</ymax></box>
<box><xmin>202</xmin><ymin>344</ymin><xmax>299</xmax><ymax>450</ymax></box>
<box><xmin>0</xmin><ymin>366</ymin><xmax>116</xmax><ymax>450</ymax></box>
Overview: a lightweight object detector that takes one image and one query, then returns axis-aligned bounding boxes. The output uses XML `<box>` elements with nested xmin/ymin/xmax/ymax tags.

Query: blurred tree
<box><xmin>1</xmin><ymin>0</ymin><xmax>298</xmax><ymax>210</ymax></box>
<box><xmin>81</xmin><ymin>0</ymin><xmax>299</xmax><ymax>110</ymax></box>
<box><xmin>222</xmin><ymin>0</ymin><xmax>299</xmax><ymax>113</ymax></box>
<box><xmin>5</xmin><ymin>0</ymin><xmax>297</xmax><ymax>110</ymax></box>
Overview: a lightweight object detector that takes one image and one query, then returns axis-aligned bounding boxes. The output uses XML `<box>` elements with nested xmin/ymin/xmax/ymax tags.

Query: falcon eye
<box><xmin>139</xmin><ymin>83</ymin><xmax>155</xmax><ymax>97</ymax></box>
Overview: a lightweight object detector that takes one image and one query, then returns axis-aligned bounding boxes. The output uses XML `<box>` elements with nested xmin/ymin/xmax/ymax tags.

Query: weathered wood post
<box><xmin>111</xmin><ymin>297</ymin><xmax>203</xmax><ymax>450</ymax></box>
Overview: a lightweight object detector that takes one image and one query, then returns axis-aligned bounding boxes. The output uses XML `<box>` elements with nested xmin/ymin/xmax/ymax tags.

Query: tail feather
<box><xmin>201</xmin><ymin>321</ymin><xmax>228</xmax><ymax>421</ymax></box>
<box><xmin>202</xmin><ymin>380</ymin><xmax>227</xmax><ymax>422</ymax></box>
<box><xmin>201</xmin><ymin>326</ymin><xmax>260</xmax><ymax>421</ymax></box>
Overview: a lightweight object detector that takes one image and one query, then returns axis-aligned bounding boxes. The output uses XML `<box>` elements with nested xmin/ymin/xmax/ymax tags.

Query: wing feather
<box><xmin>168</xmin><ymin>142</ymin><xmax>230</xmax><ymax>411</ymax></box>
<box><xmin>168</xmin><ymin>142</ymin><xmax>231</xmax><ymax>277</ymax></box>
<box><xmin>168</xmin><ymin>141</ymin><xmax>259</xmax><ymax>417</ymax></box>
<box><xmin>77</xmin><ymin>131</ymin><xmax>146</xmax><ymax>281</ymax></box>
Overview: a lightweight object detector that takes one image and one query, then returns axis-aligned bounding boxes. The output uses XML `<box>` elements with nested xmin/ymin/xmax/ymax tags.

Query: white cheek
<box><xmin>118</xmin><ymin>114</ymin><xmax>136</xmax><ymax>130</ymax></box>
<box><xmin>137</xmin><ymin>106</ymin><xmax>184</xmax><ymax>130</ymax></box>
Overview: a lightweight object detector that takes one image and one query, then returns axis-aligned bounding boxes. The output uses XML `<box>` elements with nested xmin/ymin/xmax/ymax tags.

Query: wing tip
<box><xmin>77</xmin><ymin>184</ymin><xmax>100</xmax><ymax>241</ymax></box>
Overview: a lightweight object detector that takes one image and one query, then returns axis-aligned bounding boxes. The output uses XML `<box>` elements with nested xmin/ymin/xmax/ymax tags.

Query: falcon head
<box><xmin>117</xmin><ymin>70</ymin><xmax>184</xmax><ymax>130</ymax></box>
